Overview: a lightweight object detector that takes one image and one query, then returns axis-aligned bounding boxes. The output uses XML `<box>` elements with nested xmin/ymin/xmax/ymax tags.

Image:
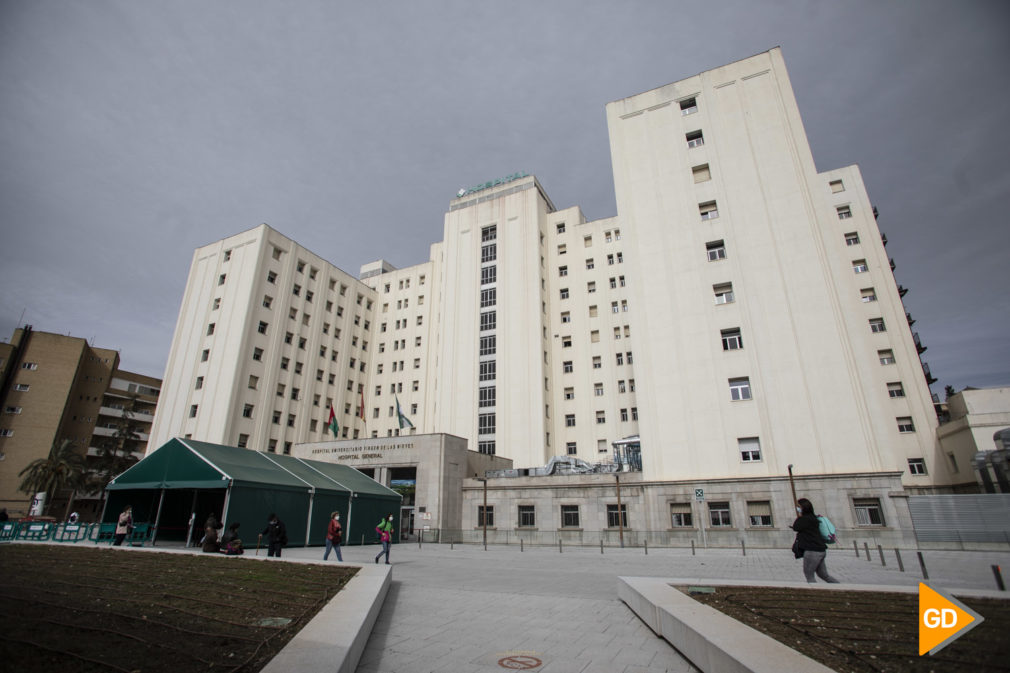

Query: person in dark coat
<box><xmin>791</xmin><ymin>498</ymin><xmax>839</xmax><ymax>583</ymax></box>
<box><xmin>323</xmin><ymin>511</ymin><xmax>343</xmax><ymax>561</ymax></box>
<box><xmin>202</xmin><ymin>521</ymin><xmax>220</xmax><ymax>553</ymax></box>
<box><xmin>261</xmin><ymin>513</ymin><xmax>287</xmax><ymax>557</ymax></box>
<box><xmin>220</xmin><ymin>522</ymin><xmax>243</xmax><ymax>555</ymax></box>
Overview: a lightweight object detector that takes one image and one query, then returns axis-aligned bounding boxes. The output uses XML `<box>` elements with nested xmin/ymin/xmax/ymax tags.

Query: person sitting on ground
<box><xmin>220</xmin><ymin>522</ymin><xmax>243</xmax><ymax>555</ymax></box>
<box><xmin>202</xmin><ymin>520</ymin><xmax>220</xmax><ymax>553</ymax></box>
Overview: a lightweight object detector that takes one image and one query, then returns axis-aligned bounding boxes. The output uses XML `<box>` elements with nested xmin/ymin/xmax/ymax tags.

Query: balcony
<box><xmin>897</xmin><ymin>285</ymin><xmax>908</xmax><ymax>298</ymax></box>
<box><xmin>881</xmin><ymin>232</ymin><xmax>888</xmax><ymax>246</ymax></box>
<box><xmin>913</xmin><ymin>332</ymin><xmax>927</xmax><ymax>354</ymax></box>
<box><xmin>906</xmin><ymin>312</ymin><xmax>916</xmax><ymax>327</ymax></box>
<box><xmin>922</xmin><ymin>362</ymin><xmax>937</xmax><ymax>386</ymax></box>
<box><xmin>873</xmin><ymin>206</ymin><xmax>880</xmax><ymax>221</ymax></box>
<box><xmin>889</xmin><ymin>258</ymin><xmax>896</xmax><ymax>271</ymax></box>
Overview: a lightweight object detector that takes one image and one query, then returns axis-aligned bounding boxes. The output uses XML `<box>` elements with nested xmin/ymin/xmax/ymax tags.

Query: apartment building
<box><xmin>150</xmin><ymin>49</ymin><xmax>962</xmax><ymax>541</ymax></box>
<box><xmin>0</xmin><ymin>327</ymin><xmax>160</xmax><ymax>518</ymax></box>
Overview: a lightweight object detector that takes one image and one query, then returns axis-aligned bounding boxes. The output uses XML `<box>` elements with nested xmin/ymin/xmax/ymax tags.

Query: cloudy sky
<box><xmin>1</xmin><ymin>1</ymin><xmax>1008</xmax><ymax>397</ymax></box>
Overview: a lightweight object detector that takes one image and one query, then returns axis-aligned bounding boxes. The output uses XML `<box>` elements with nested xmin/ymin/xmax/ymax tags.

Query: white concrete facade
<box><xmin>151</xmin><ymin>48</ymin><xmax>956</xmax><ymax>513</ymax></box>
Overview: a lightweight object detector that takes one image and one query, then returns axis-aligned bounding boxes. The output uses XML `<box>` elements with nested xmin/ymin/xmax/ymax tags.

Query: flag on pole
<box><xmin>326</xmin><ymin>403</ymin><xmax>339</xmax><ymax>438</ymax></box>
<box><xmin>359</xmin><ymin>389</ymin><xmax>366</xmax><ymax>424</ymax></box>
<box><xmin>395</xmin><ymin>395</ymin><xmax>414</xmax><ymax>429</ymax></box>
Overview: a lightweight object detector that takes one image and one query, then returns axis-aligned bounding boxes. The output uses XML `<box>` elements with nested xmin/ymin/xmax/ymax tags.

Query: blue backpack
<box><xmin>817</xmin><ymin>515</ymin><xmax>837</xmax><ymax>544</ymax></box>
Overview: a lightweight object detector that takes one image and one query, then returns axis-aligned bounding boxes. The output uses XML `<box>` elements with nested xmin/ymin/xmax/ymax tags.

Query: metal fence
<box><xmin>0</xmin><ymin>521</ymin><xmax>153</xmax><ymax>546</ymax></box>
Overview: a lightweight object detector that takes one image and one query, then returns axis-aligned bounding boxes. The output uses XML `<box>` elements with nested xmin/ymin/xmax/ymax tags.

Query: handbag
<box><xmin>791</xmin><ymin>537</ymin><xmax>804</xmax><ymax>559</ymax></box>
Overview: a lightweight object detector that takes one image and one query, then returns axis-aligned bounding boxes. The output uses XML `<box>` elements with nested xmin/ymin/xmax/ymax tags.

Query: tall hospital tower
<box><xmin>151</xmin><ymin>49</ymin><xmax>962</xmax><ymax>534</ymax></box>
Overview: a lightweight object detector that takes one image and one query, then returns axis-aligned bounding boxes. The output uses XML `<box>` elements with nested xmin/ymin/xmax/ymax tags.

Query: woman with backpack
<box><xmin>791</xmin><ymin>498</ymin><xmax>840</xmax><ymax>583</ymax></box>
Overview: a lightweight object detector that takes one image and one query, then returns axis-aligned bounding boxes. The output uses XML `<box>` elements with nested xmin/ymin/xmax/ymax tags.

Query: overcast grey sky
<box><xmin>1</xmin><ymin>1</ymin><xmax>1008</xmax><ymax>397</ymax></box>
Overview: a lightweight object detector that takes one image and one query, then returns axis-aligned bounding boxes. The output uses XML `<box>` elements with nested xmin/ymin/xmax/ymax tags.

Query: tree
<box><xmin>18</xmin><ymin>439</ymin><xmax>87</xmax><ymax>517</ymax></box>
<box><xmin>944</xmin><ymin>385</ymin><xmax>957</xmax><ymax>400</ymax></box>
<box><xmin>90</xmin><ymin>394</ymin><xmax>143</xmax><ymax>505</ymax></box>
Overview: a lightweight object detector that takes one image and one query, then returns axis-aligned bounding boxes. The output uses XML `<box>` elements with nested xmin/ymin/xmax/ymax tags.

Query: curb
<box><xmin>261</xmin><ymin>563</ymin><xmax>392</xmax><ymax>673</ymax></box>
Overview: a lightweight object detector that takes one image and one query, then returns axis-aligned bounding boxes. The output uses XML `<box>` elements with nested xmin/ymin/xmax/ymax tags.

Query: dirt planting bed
<box><xmin>0</xmin><ymin>544</ymin><xmax>357</xmax><ymax>673</ymax></box>
<box><xmin>681</xmin><ymin>585</ymin><xmax>1010</xmax><ymax>673</ymax></box>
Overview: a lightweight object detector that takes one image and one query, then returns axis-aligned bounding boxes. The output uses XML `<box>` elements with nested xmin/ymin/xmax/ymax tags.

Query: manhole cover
<box><xmin>257</xmin><ymin>617</ymin><xmax>292</xmax><ymax>627</ymax></box>
<box><xmin>498</xmin><ymin>655</ymin><xmax>542</xmax><ymax>670</ymax></box>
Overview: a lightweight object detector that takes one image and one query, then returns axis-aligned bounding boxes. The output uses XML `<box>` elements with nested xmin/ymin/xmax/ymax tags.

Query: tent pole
<box><xmin>221</xmin><ymin>482</ymin><xmax>233</xmax><ymax>528</ymax></box>
<box><xmin>185</xmin><ymin>490</ymin><xmax>198</xmax><ymax>548</ymax></box>
<box><xmin>346</xmin><ymin>492</ymin><xmax>355</xmax><ymax>546</ymax></box>
<box><xmin>305</xmin><ymin>489</ymin><xmax>315</xmax><ymax>548</ymax></box>
<box><xmin>151</xmin><ymin>488</ymin><xmax>166</xmax><ymax>546</ymax></box>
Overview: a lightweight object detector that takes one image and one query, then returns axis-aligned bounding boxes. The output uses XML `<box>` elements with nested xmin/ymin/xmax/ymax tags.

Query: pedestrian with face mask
<box><xmin>374</xmin><ymin>513</ymin><xmax>394</xmax><ymax>565</ymax></box>
<box><xmin>791</xmin><ymin>498</ymin><xmax>840</xmax><ymax>583</ymax></box>
<box><xmin>324</xmin><ymin>511</ymin><xmax>343</xmax><ymax>561</ymax></box>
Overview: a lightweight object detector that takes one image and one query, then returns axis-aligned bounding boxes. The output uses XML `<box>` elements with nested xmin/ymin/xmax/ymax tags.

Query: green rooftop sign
<box><xmin>456</xmin><ymin>171</ymin><xmax>529</xmax><ymax>198</ymax></box>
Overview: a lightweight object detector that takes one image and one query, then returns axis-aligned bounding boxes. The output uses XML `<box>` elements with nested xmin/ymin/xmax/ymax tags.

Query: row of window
<box><xmin>563</xmin><ymin>407</ymin><xmax>640</xmax><ymax>426</ymax></box>
<box><xmin>560</xmin><ymin>352</ymin><xmax>634</xmax><ymax>374</ymax></box>
<box><xmin>477</xmin><ymin>495</ymin><xmax>887</xmax><ymax>530</ymax></box>
<box><xmin>557</xmin><ymin>253</ymin><xmax>624</xmax><ymax>275</ymax></box>
<box><xmin>382</xmin><ymin>275</ymin><xmax>426</xmax><ymax>292</ymax></box>
<box><xmin>563</xmin><ymin>379</ymin><xmax>637</xmax><ymax>399</ymax></box>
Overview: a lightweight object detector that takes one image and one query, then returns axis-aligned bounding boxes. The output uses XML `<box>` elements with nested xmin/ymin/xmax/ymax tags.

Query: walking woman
<box><xmin>791</xmin><ymin>498</ymin><xmax>839</xmax><ymax>583</ymax></box>
<box><xmin>113</xmin><ymin>505</ymin><xmax>133</xmax><ymax>546</ymax></box>
<box><xmin>374</xmin><ymin>514</ymin><xmax>394</xmax><ymax>564</ymax></box>
<box><xmin>323</xmin><ymin>511</ymin><xmax>343</xmax><ymax>561</ymax></box>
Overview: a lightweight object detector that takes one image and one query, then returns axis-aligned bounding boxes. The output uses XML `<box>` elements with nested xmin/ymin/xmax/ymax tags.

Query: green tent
<box><xmin>104</xmin><ymin>438</ymin><xmax>400</xmax><ymax>547</ymax></box>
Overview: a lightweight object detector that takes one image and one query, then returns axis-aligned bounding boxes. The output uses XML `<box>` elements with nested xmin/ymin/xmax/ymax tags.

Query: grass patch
<box><xmin>0</xmin><ymin>544</ymin><xmax>357</xmax><ymax>672</ymax></box>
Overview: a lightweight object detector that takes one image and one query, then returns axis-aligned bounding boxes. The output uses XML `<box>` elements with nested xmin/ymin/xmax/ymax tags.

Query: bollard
<box><xmin>741</xmin><ymin>540</ymin><xmax>746</xmax><ymax>557</ymax></box>
<box><xmin>894</xmin><ymin>548</ymin><xmax>904</xmax><ymax>572</ymax></box>
<box><xmin>559</xmin><ymin>538</ymin><xmax>563</xmax><ymax>554</ymax></box>
<box><xmin>917</xmin><ymin>551</ymin><xmax>929</xmax><ymax>580</ymax></box>
<box><xmin>993</xmin><ymin>565</ymin><xmax>1006</xmax><ymax>591</ymax></box>
<box><xmin>644</xmin><ymin>539</ymin><xmax>648</xmax><ymax>555</ymax></box>
<box><xmin>877</xmin><ymin>544</ymin><xmax>886</xmax><ymax>567</ymax></box>
<box><xmin>451</xmin><ymin>540</ymin><xmax>454</xmax><ymax>550</ymax></box>
<box><xmin>361</xmin><ymin>534</ymin><xmax>364</xmax><ymax>546</ymax></box>
<box><xmin>521</xmin><ymin>538</ymin><xmax>524</xmax><ymax>553</ymax></box>
<box><xmin>600</xmin><ymin>539</ymin><xmax>604</xmax><ymax>554</ymax></box>
<box><xmin>854</xmin><ymin>540</ymin><xmax>859</xmax><ymax>557</ymax></box>
<box><xmin>863</xmin><ymin>542</ymin><xmax>871</xmax><ymax>561</ymax></box>
<box><xmin>691</xmin><ymin>539</ymin><xmax>695</xmax><ymax>556</ymax></box>
<box><xmin>418</xmin><ymin>535</ymin><xmax>422</xmax><ymax>549</ymax></box>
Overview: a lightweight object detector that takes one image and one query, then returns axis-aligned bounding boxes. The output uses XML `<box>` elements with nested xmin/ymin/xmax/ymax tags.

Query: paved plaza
<box><xmin>277</xmin><ymin>541</ymin><xmax>1010</xmax><ymax>673</ymax></box>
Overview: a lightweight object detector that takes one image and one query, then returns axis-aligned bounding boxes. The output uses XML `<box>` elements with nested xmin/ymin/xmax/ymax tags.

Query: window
<box><xmin>477</xmin><ymin>505</ymin><xmax>494</xmax><ymax>527</ymax></box>
<box><xmin>729</xmin><ymin>377</ymin><xmax>752</xmax><ymax>401</ymax></box>
<box><xmin>897</xmin><ymin>416</ymin><xmax>915</xmax><ymax>433</ymax></box>
<box><xmin>709</xmin><ymin>502</ymin><xmax>731</xmax><ymax>527</ymax></box>
<box><xmin>480</xmin><ymin>335</ymin><xmax>496</xmax><ymax>356</ymax></box>
<box><xmin>629</xmin><ymin>379</ymin><xmax>635</xmax><ymax>392</ymax></box>
<box><xmin>560</xmin><ymin>311</ymin><xmax>571</xmax><ymax>324</ymax></box>
<box><xmin>947</xmin><ymin>453</ymin><xmax>959</xmax><ymax>473</ymax></box>
<box><xmin>563</xmin><ymin>361</ymin><xmax>573</xmax><ymax>373</ymax></box>
<box><xmin>830</xmin><ymin>179</ymin><xmax>845</xmax><ymax>193</ymax></box>
<box><xmin>699</xmin><ymin>201</ymin><xmax>719</xmax><ymax>220</ymax></box>
<box><xmin>611</xmin><ymin>301</ymin><xmax>619</xmax><ymax>314</ymax></box>
<box><xmin>670</xmin><ymin>503</ymin><xmax>693</xmax><ymax>528</ymax></box>
<box><xmin>607</xmin><ymin>504</ymin><xmax>628</xmax><ymax>528</ymax></box>
<box><xmin>561</xmin><ymin>336</ymin><xmax>572</xmax><ymax>349</ymax></box>
<box><xmin>272</xmin><ymin>247</ymin><xmax>283</xmax><ymax>260</ymax></box>
<box><xmin>837</xmin><ymin>205</ymin><xmax>853</xmax><ymax>219</ymax></box>
<box><xmin>679</xmin><ymin>97</ymin><xmax>698</xmax><ymax>115</ymax></box>
<box><xmin>284</xmin><ymin>331</ymin><xmax>293</xmax><ymax>344</ymax></box>
<box><xmin>713</xmin><ymin>283</ymin><xmax>734</xmax><ymax>305</ymax></box>
<box><xmin>558</xmin><ymin>265</ymin><xmax>568</xmax><ymax>277</ymax></box>
<box><xmin>478</xmin><ymin>440</ymin><xmax>495</xmax><ymax>455</ymax></box>
<box><xmin>845</xmin><ymin>232</ymin><xmax>860</xmax><ymax>246</ymax></box>
<box><xmin>686</xmin><ymin>130</ymin><xmax>704</xmax><ymax>148</ymax></box>
<box><xmin>189</xmin><ymin>404</ymin><xmax>198</xmax><ymax>418</ymax></box>
<box><xmin>620</xmin><ymin>408</ymin><xmax>628</xmax><ymax>421</ymax></box>
<box><xmin>292</xmin><ymin>284</ymin><xmax>301</xmax><ymax>297</ymax></box>
<box><xmin>561</xmin><ymin>505</ymin><xmax>580</xmax><ymax>528</ymax></box>
<box><xmin>878</xmin><ymin>349</ymin><xmax>896</xmax><ymax>365</ymax></box>
<box><xmin>887</xmin><ymin>382</ymin><xmax>905</xmax><ymax>398</ymax></box>
<box><xmin>587</xmin><ymin>281</ymin><xmax>596</xmax><ymax>293</ymax></box>
<box><xmin>860</xmin><ymin>287</ymin><xmax>877</xmax><ymax>302</ymax></box>
<box><xmin>908</xmin><ymin>458</ymin><xmax>927</xmax><ymax>475</ymax></box>
<box><xmin>631</xmin><ymin>407</ymin><xmax>638</xmax><ymax>421</ymax></box>
<box><xmin>869</xmin><ymin>318</ymin><xmax>886</xmax><ymax>333</ymax></box>
<box><xmin>585</xmin><ymin>258</ymin><xmax>594</xmax><ymax>270</ymax></box>
<box><xmin>0</xmin><ymin>428</ymin><xmax>13</xmax><ymax>437</ymax></box>
<box><xmin>478</xmin><ymin>412</ymin><xmax>496</xmax><ymax>434</ymax></box>
<box><xmin>692</xmin><ymin>163</ymin><xmax>711</xmax><ymax>183</ymax></box>
<box><xmin>853</xmin><ymin>498</ymin><xmax>884</xmax><ymax>526</ymax></box>
<box><xmin>482</xmin><ymin>224</ymin><xmax>497</xmax><ymax>242</ymax></box>
<box><xmin>589</xmin><ymin>305</ymin><xmax>599</xmax><ymax>318</ymax></box>
<box><xmin>479</xmin><ymin>361</ymin><xmax>496</xmax><ymax>382</ymax></box>
<box><xmin>566</xmin><ymin>442</ymin><xmax>577</xmax><ymax>456</ymax></box>
<box><xmin>242</xmin><ymin>404</ymin><xmax>254</xmax><ymax>419</ymax></box>
<box><xmin>593</xmin><ymin>356</ymin><xmax>602</xmax><ymax>369</ymax></box>
<box><xmin>287</xmin><ymin>414</ymin><xmax>296</xmax><ymax>428</ymax></box>
<box><xmin>852</xmin><ymin>259</ymin><xmax>869</xmax><ymax>273</ymax></box>
<box><xmin>481</xmin><ymin>266</ymin><xmax>496</xmax><ymax>285</ymax></box>
<box><xmin>253</xmin><ymin>320</ymin><xmax>266</xmax><ymax>335</ymax></box>
<box><xmin>616</xmin><ymin>252</ymin><xmax>623</xmax><ymax>263</ymax></box>
<box><xmin>597</xmin><ymin>439</ymin><xmax>608</xmax><ymax>453</ymax></box>
<box><xmin>217</xmin><ymin>274</ymin><xmax>226</xmax><ymax>286</ymax></box>
<box><xmin>739</xmin><ymin>437</ymin><xmax>761</xmax><ymax>462</ymax></box>
<box><xmin>564</xmin><ymin>413</ymin><xmax>578</xmax><ymax>428</ymax></box>
<box><xmin>280</xmin><ymin>357</ymin><xmax>289</xmax><ymax>370</ymax></box>
<box><xmin>481</xmin><ymin>243</ymin><xmax>497</xmax><ymax>263</ymax></box>
<box><xmin>706</xmin><ymin>240</ymin><xmax>726</xmax><ymax>261</ymax></box>
<box><xmin>518</xmin><ymin>505</ymin><xmax>535</xmax><ymax>528</ymax></box>
<box><xmin>271</xmin><ymin>411</ymin><xmax>281</xmax><ymax>426</ymax></box>
<box><xmin>251</xmin><ymin>347</ymin><xmax>264</xmax><ymax>362</ymax></box>
<box><xmin>747</xmin><ymin>501</ymin><xmax>772</xmax><ymax>527</ymax></box>
<box><xmin>479</xmin><ymin>386</ymin><xmax>496</xmax><ymax>407</ymax></box>
<box><xmin>194</xmin><ymin>376</ymin><xmax>204</xmax><ymax>390</ymax></box>
<box><xmin>4</xmin><ymin>406</ymin><xmax>21</xmax><ymax>415</ymax></box>
<box><xmin>200</xmin><ymin>349</ymin><xmax>209</xmax><ymax>362</ymax></box>
<box><xmin>560</xmin><ymin>288</ymin><xmax>569</xmax><ymax>300</ymax></box>
<box><xmin>480</xmin><ymin>288</ymin><xmax>497</xmax><ymax>308</ymax></box>
<box><xmin>557</xmin><ymin>243</ymin><xmax>567</xmax><ymax>255</ymax></box>
<box><xmin>480</xmin><ymin>311</ymin><xmax>496</xmax><ymax>331</ymax></box>
<box><xmin>596</xmin><ymin>411</ymin><xmax>606</xmax><ymax>424</ymax></box>
<box><xmin>721</xmin><ymin>328</ymin><xmax>743</xmax><ymax>351</ymax></box>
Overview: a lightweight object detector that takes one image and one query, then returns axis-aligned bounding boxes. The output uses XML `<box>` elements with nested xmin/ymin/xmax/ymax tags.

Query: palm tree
<box><xmin>18</xmin><ymin>439</ymin><xmax>88</xmax><ymax>517</ymax></box>
<box><xmin>89</xmin><ymin>395</ymin><xmax>143</xmax><ymax>507</ymax></box>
